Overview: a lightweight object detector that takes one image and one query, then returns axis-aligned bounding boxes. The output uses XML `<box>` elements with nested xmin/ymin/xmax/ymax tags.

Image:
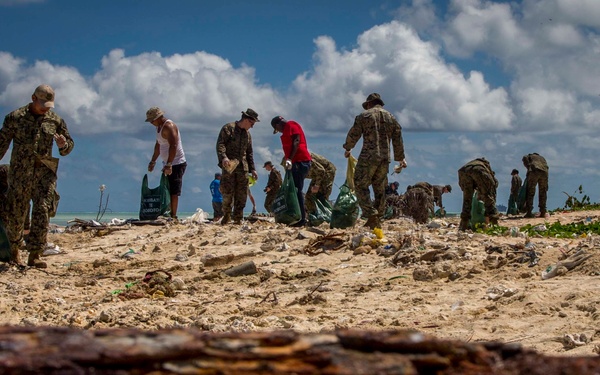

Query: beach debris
<box><xmin>303</xmin><ymin>232</ymin><xmax>346</xmax><ymax>255</ymax></box>
<box><xmin>224</xmin><ymin>261</ymin><xmax>257</xmax><ymax>277</ymax></box>
<box><xmin>42</xmin><ymin>243</ymin><xmax>61</xmax><ymax>256</ymax></box>
<box><xmin>486</xmin><ymin>285</ymin><xmax>518</xmax><ymax>301</ymax></box>
<box><xmin>561</xmin><ymin>333</ymin><xmax>590</xmax><ymax>350</ymax></box>
<box><xmin>542</xmin><ymin>249</ymin><xmax>591</xmax><ymax>279</ymax></box>
<box><xmin>121</xmin><ymin>249</ymin><xmax>137</xmax><ymax>259</ymax></box>
<box><xmin>175</xmin><ymin>254</ymin><xmax>188</xmax><ymax>262</ymax></box>
<box><xmin>118</xmin><ymin>270</ymin><xmax>175</xmax><ymax>300</ymax></box>
<box><xmin>189</xmin><ymin>208</ymin><xmax>209</xmax><ymax>223</ymax></box>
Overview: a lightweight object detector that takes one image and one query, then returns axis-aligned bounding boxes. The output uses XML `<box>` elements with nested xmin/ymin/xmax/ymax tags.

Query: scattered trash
<box><xmin>189</xmin><ymin>208</ymin><xmax>209</xmax><ymax>223</ymax></box>
<box><xmin>43</xmin><ymin>243</ymin><xmax>61</xmax><ymax>256</ymax></box>
<box><xmin>542</xmin><ymin>249</ymin><xmax>591</xmax><ymax>279</ymax></box>
<box><xmin>121</xmin><ymin>249</ymin><xmax>137</xmax><ymax>259</ymax></box>
<box><xmin>486</xmin><ymin>285</ymin><xmax>518</xmax><ymax>301</ymax></box>
<box><xmin>224</xmin><ymin>261</ymin><xmax>258</xmax><ymax>277</ymax></box>
<box><xmin>562</xmin><ymin>333</ymin><xmax>589</xmax><ymax>350</ymax></box>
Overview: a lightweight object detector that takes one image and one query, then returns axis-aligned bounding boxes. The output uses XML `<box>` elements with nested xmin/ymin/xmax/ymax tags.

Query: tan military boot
<box><xmin>27</xmin><ymin>252</ymin><xmax>47</xmax><ymax>268</ymax></box>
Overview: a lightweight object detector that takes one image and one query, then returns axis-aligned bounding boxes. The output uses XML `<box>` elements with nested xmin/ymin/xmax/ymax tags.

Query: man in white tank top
<box><xmin>145</xmin><ymin>107</ymin><xmax>187</xmax><ymax>220</ymax></box>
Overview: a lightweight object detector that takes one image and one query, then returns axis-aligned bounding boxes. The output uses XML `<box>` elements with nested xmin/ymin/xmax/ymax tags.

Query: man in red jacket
<box><xmin>271</xmin><ymin>116</ymin><xmax>312</xmax><ymax>227</ymax></box>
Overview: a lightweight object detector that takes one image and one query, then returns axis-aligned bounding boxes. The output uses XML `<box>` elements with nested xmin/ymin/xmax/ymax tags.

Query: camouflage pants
<box><xmin>458</xmin><ymin>166</ymin><xmax>498</xmax><ymax>221</ymax></box>
<box><xmin>220</xmin><ymin>169</ymin><xmax>248</xmax><ymax>222</ymax></box>
<box><xmin>264</xmin><ymin>191</ymin><xmax>277</xmax><ymax>214</ymax></box>
<box><xmin>5</xmin><ymin>165</ymin><xmax>56</xmax><ymax>256</ymax></box>
<box><xmin>525</xmin><ymin>170</ymin><xmax>548</xmax><ymax>213</ymax></box>
<box><xmin>354</xmin><ymin>157</ymin><xmax>388</xmax><ymax>218</ymax></box>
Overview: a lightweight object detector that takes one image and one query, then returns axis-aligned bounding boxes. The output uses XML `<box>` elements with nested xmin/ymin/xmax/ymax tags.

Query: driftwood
<box><xmin>0</xmin><ymin>327</ymin><xmax>600</xmax><ymax>374</ymax></box>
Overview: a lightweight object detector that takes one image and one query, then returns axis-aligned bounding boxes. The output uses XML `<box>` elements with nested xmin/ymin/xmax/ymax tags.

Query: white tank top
<box><xmin>157</xmin><ymin>119</ymin><xmax>186</xmax><ymax>165</ymax></box>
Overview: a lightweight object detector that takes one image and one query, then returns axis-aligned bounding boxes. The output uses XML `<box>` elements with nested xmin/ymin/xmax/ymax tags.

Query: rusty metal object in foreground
<box><xmin>0</xmin><ymin>327</ymin><xmax>599</xmax><ymax>374</ymax></box>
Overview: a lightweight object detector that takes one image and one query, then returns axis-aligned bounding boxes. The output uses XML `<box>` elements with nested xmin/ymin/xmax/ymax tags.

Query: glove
<box><xmin>285</xmin><ymin>159</ymin><xmax>292</xmax><ymax>170</ymax></box>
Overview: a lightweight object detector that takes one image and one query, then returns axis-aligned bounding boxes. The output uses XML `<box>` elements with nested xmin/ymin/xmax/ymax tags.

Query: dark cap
<box><xmin>271</xmin><ymin>115</ymin><xmax>285</xmax><ymax>134</ymax></box>
<box><xmin>445</xmin><ymin>184</ymin><xmax>452</xmax><ymax>192</ymax></box>
<box><xmin>511</xmin><ymin>169</ymin><xmax>519</xmax><ymax>175</ymax></box>
<box><xmin>242</xmin><ymin>108</ymin><xmax>260</xmax><ymax>122</ymax></box>
<box><xmin>362</xmin><ymin>93</ymin><xmax>385</xmax><ymax>109</ymax></box>
<box><xmin>392</xmin><ymin>181</ymin><xmax>399</xmax><ymax>187</ymax></box>
<box><xmin>263</xmin><ymin>161</ymin><xmax>273</xmax><ymax>168</ymax></box>
<box><xmin>215</xmin><ymin>172</ymin><xmax>221</xmax><ymax>178</ymax></box>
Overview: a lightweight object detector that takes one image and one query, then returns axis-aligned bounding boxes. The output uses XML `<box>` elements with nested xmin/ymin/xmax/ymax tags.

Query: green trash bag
<box><xmin>517</xmin><ymin>177</ymin><xmax>527</xmax><ymax>213</ymax></box>
<box><xmin>139</xmin><ymin>174</ymin><xmax>171</xmax><ymax>220</ymax></box>
<box><xmin>469</xmin><ymin>191</ymin><xmax>486</xmax><ymax>229</ymax></box>
<box><xmin>308</xmin><ymin>197</ymin><xmax>333</xmax><ymax>226</ymax></box>
<box><xmin>330</xmin><ymin>155</ymin><xmax>359</xmax><ymax>229</ymax></box>
<box><xmin>272</xmin><ymin>170</ymin><xmax>301</xmax><ymax>225</ymax></box>
<box><xmin>0</xmin><ymin>219</ymin><xmax>10</xmax><ymax>263</ymax></box>
<box><xmin>507</xmin><ymin>195</ymin><xmax>519</xmax><ymax>215</ymax></box>
<box><xmin>330</xmin><ymin>183</ymin><xmax>360</xmax><ymax>229</ymax></box>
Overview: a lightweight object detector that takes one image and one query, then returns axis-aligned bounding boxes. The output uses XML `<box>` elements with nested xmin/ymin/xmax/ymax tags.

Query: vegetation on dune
<box><xmin>474</xmin><ymin>185</ymin><xmax>600</xmax><ymax>238</ymax></box>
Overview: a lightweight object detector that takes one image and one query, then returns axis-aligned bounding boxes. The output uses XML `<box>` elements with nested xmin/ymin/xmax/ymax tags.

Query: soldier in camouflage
<box><xmin>522</xmin><ymin>153</ymin><xmax>548</xmax><ymax>218</ymax></box>
<box><xmin>216</xmin><ymin>108</ymin><xmax>260</xmax><ymax>225</ymax></box>
<box><xmin>343</xmin><ymin>93</ymin><xmax>406</xmax><ymax>229</ymax></box>
<box><xmin>263</xmin><ymin>161</ymin><xmax>282</xmax><ymax>214</ymax></box>
<box><xmin>305</xmin><ymin>152</ymin><xmax>336</xmax><ymax>214</ymax></box>
<box><xmin>0</xmin><ymin>85</ymin><xmax>74</xmax><ymax>267</ymax></box>
<box><xmin>0</xmin><ymin>164</ymin><xmax>7</xmax><ymax>226</ymax></box>
<box><xmin>430</xmin><ymin>184</ymin><xmax>452</xmax><ymax>217</ymax></box>
<box><xmin>457</xmin><ymin>158</ymin><xmax>499</xmax><ymax>231</ymax></box>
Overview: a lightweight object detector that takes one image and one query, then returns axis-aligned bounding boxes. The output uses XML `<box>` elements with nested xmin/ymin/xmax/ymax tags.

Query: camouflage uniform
<box><xmin>0</xmin><ymin>164</ymin><xmax>8</xmax><ymax>226</ymax></box>
<box><xmin>343</xmin><ymin>104</ymin><xmax>405</xmax><ymax>220</ymax></box>
<box><xmin>305</xmin><ymin>152</ymin><xmax>336</xmax><ymax>213</ymax></box>
<box><xmin>264</xmin><ymin>167</ymin><xmax>282</xmax><ymax>213</ymax></box>
<box><xmin>405</xmin><ymin>182</ymin><xmax>434</xmax><ymax>223</ymax></box>
<box><xmin>522</xmin><ymin>153</ymin><xmax>548</xmax><ymax>216</ymax></box>
<box><xmin>457</xmin><ymin>158</ymin><xmax>498</xmax><ymax>229</ymax></box>
<box><xmin>511</xmin><ymin>173</ymin><xmax>522</xmax><ymax>200</ymax></box>
<box><xmin>0</xmin><ymin>165</ymin><xmax>32</xmax><ymax>231</ymax></box>
<box><xmin>0</xmin><ymin>105</ymin><xmax>74</xmax><ymax>263</ymax></box>
<box><xmin>216</xmin><ymin>121</ymin><xmax>256</xmax><ymax>223</ymax></box>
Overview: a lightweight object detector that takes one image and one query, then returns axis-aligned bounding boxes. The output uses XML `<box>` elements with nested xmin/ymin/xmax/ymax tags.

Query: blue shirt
<box><xmin>210</xmin><ymin>179</ymin><xmax>222</xmax><ymax>202</ymax></box>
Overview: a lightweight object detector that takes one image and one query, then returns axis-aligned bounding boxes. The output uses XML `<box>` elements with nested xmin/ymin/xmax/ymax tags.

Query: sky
<box><xmin>1</xmin><ymin>0</ymin><xmax>600</xmax><ymax>217</ymax></box>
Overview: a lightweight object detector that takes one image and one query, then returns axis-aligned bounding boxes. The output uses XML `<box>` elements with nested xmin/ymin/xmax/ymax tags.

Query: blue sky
<box><xmin>1</xmin><ymin>0</ymin><xmax>600</xmax><ymax>216</ymax></box>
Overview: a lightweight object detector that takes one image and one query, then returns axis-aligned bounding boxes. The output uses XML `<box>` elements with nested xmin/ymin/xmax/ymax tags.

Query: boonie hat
<box><xmin>33</xmin><ymin>84</ymin><xmax>55</xmax><ymax>108</ymax></box>
<box><xmin>263</xmin><ymin>161</ymin><xmax>273</xmax><ymax>168</ymax></box>
<box><xmin>242</xmin><ymin>108</ymin><xmax>260</xmax><ymax>122</ymax></box>
<box><xmin>145</xmin><ymin>107</ymin><xmax>164</xmax><ymax>122</ymax></box>
<box><xmin>362</xmin><ymin>93</ymin><xmax>385</xmax><ymax>109</ymax></box>
<box><xmin>271</xmin><ymin>115</ymin><xmax>285</xmax><ymax>134</ymax></box>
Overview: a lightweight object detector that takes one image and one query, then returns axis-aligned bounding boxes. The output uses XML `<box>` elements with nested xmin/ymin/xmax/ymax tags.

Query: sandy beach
<box><xmin>1</xmin><ymin>210</ymin><xmax>599</xmax><ymax>357</ymax></box>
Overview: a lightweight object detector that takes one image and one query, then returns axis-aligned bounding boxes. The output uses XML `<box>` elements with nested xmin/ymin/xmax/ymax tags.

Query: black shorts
<box><xmin>168</xmin><ymin>162</ymin><xmax>187</xmax><ymax>196</ymax></box>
